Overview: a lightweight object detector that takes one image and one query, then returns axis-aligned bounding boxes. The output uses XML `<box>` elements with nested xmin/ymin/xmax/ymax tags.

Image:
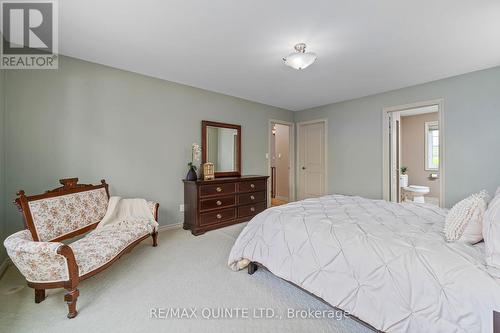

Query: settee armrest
<box><xmin>4</xmin><ymin>230</ymin><xmax>70</xmax><ymax>283</ymax></box>
<box><xmin>147</xmin><ymin>201</ymin><xmax>159</xmax><ymax>221</ymax></box>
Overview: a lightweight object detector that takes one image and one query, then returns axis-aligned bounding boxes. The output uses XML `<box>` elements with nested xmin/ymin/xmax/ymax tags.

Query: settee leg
<box><xmin>248</xmin><ymin>262</ymin><xmax>258</xmax><ymax>275</ymax></box>
<box><xmin>64</xmin><ymin>288</ymin><xmax>79</xmax><ymax>319</ymax></box>
<box><xmin>152</xmin><ymin>231</ymin><xmax>158</xmax><ymax>247</ymax></box>
<box><xmin>35</xmin><ymin>289</ymin><xmax>46</xmax><ymax>303</ymax></box>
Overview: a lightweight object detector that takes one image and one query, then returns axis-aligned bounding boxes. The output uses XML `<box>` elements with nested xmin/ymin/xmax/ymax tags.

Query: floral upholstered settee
<box><xmin>3</xmin><ymin>178</ymin><xmax>159</xmax><ymax>318</ymax></box>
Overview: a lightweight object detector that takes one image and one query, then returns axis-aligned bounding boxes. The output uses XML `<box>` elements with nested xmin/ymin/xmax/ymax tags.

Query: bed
<box><xmin>228</xmin><ymin>195</ymin><xmax>500</xmax><ymax>333</ymax></box>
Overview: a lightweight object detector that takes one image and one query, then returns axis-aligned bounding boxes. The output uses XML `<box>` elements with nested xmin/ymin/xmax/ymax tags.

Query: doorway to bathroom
<box><xmin>382</xmin><ymin>100</ymin><xmax>445</xmax><ymax>207</ymax></box>
<box><xmin>268</xmin><ymin>120</ymin><xmax>295</xmax><ymax>206</ymax></box>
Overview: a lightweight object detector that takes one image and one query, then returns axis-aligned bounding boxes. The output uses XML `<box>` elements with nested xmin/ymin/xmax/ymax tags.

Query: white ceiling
<box><xmin>60</xmin><ymin>0</ymin><xmax>500</xmax><ymax>111</ymax></box>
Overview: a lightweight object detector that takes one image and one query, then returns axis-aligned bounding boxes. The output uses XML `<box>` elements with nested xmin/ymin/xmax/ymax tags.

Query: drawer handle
<box><xmin>250</xmin><ymin>207</ymin><xmax>255</xmax><ymax>212</ymax></box>
<box><xmin>250</xmin><ymin>183</ymin><xmax>255</xmax><ymax>188</ymax></box>
<box><xmin>216</xmin><ymin>214</ymin><xmax>222</xmax><ymax>219</ymax></box>
<box><xmin>216</xmin><ymin>187</ymin><xmax>222</xmax><ymax>192</ymax></box>
<box><xmin>216</xmin><ymin>200</ymin><xmax>222</xmax><ymax>206</ymax></box>
<box><xmin>250</xmin><ymin>195</ymin><xmax>255</xmax><ymax>200</ymax></box>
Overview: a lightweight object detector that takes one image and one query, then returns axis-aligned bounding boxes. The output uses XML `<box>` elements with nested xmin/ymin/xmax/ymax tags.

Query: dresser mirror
<box><xmin>202</xmin><ymin>120</ymin><xmax>241</xmax><ymax>177</ymax></box>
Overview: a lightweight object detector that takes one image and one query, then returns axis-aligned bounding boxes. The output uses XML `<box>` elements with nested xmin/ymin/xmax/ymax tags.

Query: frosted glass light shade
<box><xmin>283</xmin><ymin>52</ymin><xmax>317</xmax><ymax>70</ymax></box>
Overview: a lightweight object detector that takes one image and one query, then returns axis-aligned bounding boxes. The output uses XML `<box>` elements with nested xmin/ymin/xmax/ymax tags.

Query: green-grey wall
<box><xmin>3</xmin><ymin>56</ymin><xmax>293</xmax><ymax>236</ymax></box>
<box><xmin>294</xmin><ymin>66</ymin><xmax>500</xmax><ymax>207</ymax></box>
<box><xmin>3</xmin><ymin>56</ymin><xmax>500</xmax><ymax>241</ymax></box>
<box><xmin>0</xmin><ymin>69</ymin><xmax>5</xmax><ymax>263</ymax></box>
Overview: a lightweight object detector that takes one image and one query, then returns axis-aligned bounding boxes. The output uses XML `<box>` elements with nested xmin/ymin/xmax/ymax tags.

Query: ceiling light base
<box><xmin>294</xmin><ymin>43</ymin><xmax>307</xmax><ymax>53</ymax></box>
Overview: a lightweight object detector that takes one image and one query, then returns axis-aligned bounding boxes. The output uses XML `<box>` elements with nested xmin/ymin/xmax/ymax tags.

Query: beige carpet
<box><xmin>0</xmin><ymin>224</ymin><xmax>372</xmax><ymax>333</ymax></box>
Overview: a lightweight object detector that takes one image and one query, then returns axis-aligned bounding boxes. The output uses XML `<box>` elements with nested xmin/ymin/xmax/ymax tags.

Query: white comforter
<box><xmin>228</xmin><ymin>195</ymin><xmax>500</xmax><ymax>333</ymax></box>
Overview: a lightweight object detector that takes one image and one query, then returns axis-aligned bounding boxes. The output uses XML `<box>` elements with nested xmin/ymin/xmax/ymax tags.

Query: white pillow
<box><xmin>484</xmin><ymin>192</ymin><xmax>500</xmax><ymax>269</ymax></box>
<box><xmin>444</xmin><ymin>190</ymin><xmax>490</xmax><ymax>244</ymax></box>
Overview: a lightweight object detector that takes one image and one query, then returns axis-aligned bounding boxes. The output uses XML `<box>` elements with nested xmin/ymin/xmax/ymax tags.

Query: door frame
<box><xmin>296</xmin><ymin>118</ymin><xmax>328</xmax><ymax>200</ymax></box>
<box><xmin>268</xmin><ymin>119</ymin><xmax>296</xmax><ymax>206</ymax></box>
<box><xmin>382</xmin><ymin>99</ymin><xmax>445</xmax><ymax>207</ymax></box>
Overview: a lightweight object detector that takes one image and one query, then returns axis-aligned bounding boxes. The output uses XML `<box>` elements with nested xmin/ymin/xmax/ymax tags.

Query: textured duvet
<box><xmin>228</xmin><ymin>195</ymin><xmax>500</xmax><ymax>333</ymax></box>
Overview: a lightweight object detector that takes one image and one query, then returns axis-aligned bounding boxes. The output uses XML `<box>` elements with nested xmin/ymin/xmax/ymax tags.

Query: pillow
<box><xmin>444</xmin><ymin>190</ymin><xmax>490</xmax><ymax>244</ymax></box>
<box><xmin>484</xmin><ymin>192</ymin><xmax>500</xmax><ymax>269</ymax></box>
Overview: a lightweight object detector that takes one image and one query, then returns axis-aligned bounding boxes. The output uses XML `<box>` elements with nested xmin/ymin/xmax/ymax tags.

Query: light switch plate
<box><xmin>179</xmin><ymin>204</ymin><xmax>184</xmax><ymax>212</ymax></box>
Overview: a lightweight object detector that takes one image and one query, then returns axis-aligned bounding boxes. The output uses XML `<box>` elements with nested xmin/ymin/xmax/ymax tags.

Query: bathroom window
<box><xmin>425</xmin><ymin>121</ymin><xmax>439</xmax><ymax>170</ymax></box>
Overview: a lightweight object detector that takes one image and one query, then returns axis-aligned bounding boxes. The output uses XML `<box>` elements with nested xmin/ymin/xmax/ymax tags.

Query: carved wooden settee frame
<box><xmin>10</xmin><ymin>178</ymin><xmax>159</xmax><ymax>318</ymax></box>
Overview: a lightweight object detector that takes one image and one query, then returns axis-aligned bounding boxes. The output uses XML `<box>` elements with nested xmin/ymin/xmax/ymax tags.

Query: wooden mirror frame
<box><xmin>202</xmin><ymin>120</ymin><xmax>241</xmax><ymax>178</ymax></box>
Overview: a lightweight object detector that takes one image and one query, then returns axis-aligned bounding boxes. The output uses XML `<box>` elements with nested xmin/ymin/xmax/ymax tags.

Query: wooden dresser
<box><xmin>183</xmin><ymin>175</ymin><xmax>269</xmax><ymax>235</ymax></box>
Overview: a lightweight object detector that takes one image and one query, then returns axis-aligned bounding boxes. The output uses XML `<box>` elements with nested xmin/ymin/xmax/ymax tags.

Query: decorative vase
<box><xmin>400</xmin><ymin>174</ymin><xmax>408</xmax><ymax>188</ymax></box>
<box><xmin>186</xmin><ymin>166</ymin><xmax>197</xmax><ymax>181</ymax></box>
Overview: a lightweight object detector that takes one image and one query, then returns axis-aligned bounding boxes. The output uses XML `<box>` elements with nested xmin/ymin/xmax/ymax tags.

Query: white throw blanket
<box><xmin>96</xmin><ymin>196</ymin><xmax>158</xmax><ymax>231</ymax></box>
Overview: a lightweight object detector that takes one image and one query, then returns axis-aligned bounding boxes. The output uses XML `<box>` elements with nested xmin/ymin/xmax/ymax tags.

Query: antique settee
<box><xmin>3</xmin><ymin>178</ymin><xmax>159</xmax><ymax>318</ymax></box>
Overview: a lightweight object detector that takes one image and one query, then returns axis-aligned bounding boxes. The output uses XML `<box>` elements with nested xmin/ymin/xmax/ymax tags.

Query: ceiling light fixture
<box><xmin>283</xmin><ymin>43</ymin><xmax>317</xmax><ymax>70</ymax></box>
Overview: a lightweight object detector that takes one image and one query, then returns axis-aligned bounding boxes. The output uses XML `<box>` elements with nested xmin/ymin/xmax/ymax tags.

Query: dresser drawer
<box><xmin>200</xmin><ymin>208</ymin><xmax>236</xmax><ymax>226</ymax></box>
<box><xmin>200</xmin><ymin>195</ymin><xmax>235</xmax><ymax>211</ymax></box>
<box><xmin>238</xmin><ymin>191</ymin><xmax>266</xmax><ymax>205</ymax></box>
<box><xmin>238</xmin><ymin>180</ymin><xmax>266</xmax><ymax>193</ymax></box>
<box><xmin>200</xmin><ymin>183</ymin><xmax>236</xmax><ymax>197</ymax></box>
<box><xmin>238</xmin><ymin>202</ymin><xmax>267</xmax><ymax>219</ymax></box>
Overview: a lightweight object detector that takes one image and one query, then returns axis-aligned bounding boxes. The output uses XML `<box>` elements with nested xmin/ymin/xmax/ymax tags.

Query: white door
<box><xmin>298</xmin><ymin>121</ymin><xmax>326</xmax><ymax>200</ymax></box>
<box><xmin>389</xmin><ymin>111</ymin><xmax>401</xmax><ymax>202</ymax></box>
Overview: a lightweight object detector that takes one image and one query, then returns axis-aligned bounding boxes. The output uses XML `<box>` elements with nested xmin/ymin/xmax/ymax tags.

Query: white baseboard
<box><xmin>158</xmin><ymin>223</ymin><xmax>183</xmax><ymax>233</ymax></box>
<box><xmin>0</xmin><ymin>257</ymin><xmax>11</xmax><ymax>278</ymax></box>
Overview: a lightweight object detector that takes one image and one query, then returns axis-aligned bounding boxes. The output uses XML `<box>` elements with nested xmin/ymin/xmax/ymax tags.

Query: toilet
<box><xmin>402</xmin><ymin>185</ymin><xmax>430</xmax><ymax>203</ymax></box>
